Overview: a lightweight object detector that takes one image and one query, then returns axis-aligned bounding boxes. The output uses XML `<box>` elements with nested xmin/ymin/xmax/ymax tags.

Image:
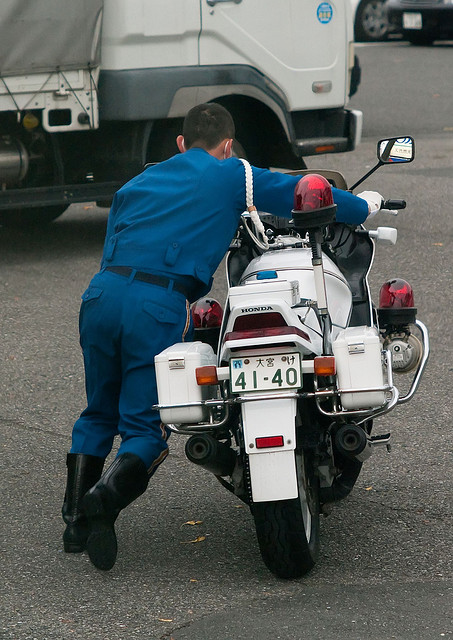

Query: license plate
<box><xmin>230</xmin><ymin>353</ymin><xmax>301</xmax><ymax>393</ymax></box>
<box><xmin>403</xmin><ymin>12</ymin><xmax>422</xmax><ymax>29</ymax></box>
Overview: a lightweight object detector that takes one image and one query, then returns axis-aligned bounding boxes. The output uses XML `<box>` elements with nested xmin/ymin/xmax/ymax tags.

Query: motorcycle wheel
<box><xmin>252</xmin><ymin>449</ymin><xmax>320</xmax><ymax>579</ymax></box>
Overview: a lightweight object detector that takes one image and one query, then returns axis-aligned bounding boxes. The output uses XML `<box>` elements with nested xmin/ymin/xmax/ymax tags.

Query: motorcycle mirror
<box><xmin>377</xmin><ymin>137</ymin><xmax>415</xmax><ymax>164</ymax></box>
<box><xmin>350</xmin><ymin>136</ymin><xmax>415</xmax><ymax>191</ymax></box>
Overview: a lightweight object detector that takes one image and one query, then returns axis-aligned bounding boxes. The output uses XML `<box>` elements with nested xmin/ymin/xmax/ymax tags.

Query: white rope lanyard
<box><xmin>239</xmin><ymin>158</ymin><xmax>269</xmax><ymax>250</ymax></box>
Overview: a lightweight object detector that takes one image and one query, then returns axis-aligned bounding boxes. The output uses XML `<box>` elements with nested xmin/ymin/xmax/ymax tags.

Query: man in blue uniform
<box><xmin>62</xmin><ymin>103</ymin><xmax>377</xmax><ymax>571</ymax></box>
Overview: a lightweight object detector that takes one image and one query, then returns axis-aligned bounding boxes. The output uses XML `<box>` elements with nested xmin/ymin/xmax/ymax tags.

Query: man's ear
<box><xmin>176</xmin><ymin>135</ymin><xmax>186</xmax><ymax>153</ymax></box>
<box><xmin>224</xmin><ymin>138</ymin><xmax>233</xmax><ymax>159</ymax></box>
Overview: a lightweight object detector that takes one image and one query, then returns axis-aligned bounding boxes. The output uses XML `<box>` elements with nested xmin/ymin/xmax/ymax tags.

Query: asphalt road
<box><xmin>352</xmin><ymin>40</ymin><xmax>453</xmax><ymax>137</ymax></box>
<box><xmin>1</xmin><ymin>42</ymin><xmax>452</xmax><ymax>639</ymax></box>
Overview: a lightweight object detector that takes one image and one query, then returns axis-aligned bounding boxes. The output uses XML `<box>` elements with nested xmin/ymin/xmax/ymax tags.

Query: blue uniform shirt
<box><xmin>101</xmin><ymin>148</ymin><xmax>368</xmax><ymax>300</ymax></box>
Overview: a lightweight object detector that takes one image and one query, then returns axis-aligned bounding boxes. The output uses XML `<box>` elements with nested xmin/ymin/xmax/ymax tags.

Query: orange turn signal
<box><xmin>195</xmin><ymin>365</ymin><xmax>219</xmax><ymax>386</ymax></box>
<box><xmin>314</xmin><ymin>356</ymin><xmax>336</xmax><ymax>376</ymax></box>
<box><xmin>315</xmin><ymin>144</ymin><xmax>335</xmax><ymax>154</ymax></box>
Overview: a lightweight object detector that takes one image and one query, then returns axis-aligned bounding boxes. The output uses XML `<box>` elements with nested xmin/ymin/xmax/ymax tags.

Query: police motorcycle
<box><xmin>153</xmin><ymin>137</ymin><xmax>429</xmax><ymax>579</ymax></box>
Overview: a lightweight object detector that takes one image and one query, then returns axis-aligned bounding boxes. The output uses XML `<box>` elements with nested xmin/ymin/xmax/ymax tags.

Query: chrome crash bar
<box><xmin>397</xmin><ymin>319</ymin><xmax>430</xmax><ymax>404</ymax></box>
<box><xmin>154</xmin><ymin>323</ymin><xmax>430</xmax><ymax>433</ymax></box>
<box><xmin>153</xmin><ymin>356</ymin><xmax>395</xmax><ymax>433</ymax></box>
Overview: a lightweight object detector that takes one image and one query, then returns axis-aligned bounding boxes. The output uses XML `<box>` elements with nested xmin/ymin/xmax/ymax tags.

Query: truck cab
<box><xmin>0</xmin><ymin>0</ymin><xmax>361</xmax><ymax>225</ymax></box>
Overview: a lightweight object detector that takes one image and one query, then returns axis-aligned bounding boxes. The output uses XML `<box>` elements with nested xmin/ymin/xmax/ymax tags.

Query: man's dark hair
<box><xmin>183</xmin><ymin>103</ymin><xmax>235</xmax><ymax>150</ymax></box>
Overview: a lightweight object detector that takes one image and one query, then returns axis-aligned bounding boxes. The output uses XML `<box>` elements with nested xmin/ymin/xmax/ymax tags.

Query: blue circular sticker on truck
<box><xmin>317</xmin><ymin>2</ymin><xmax>333</xmax><ymax>23</ymax></box>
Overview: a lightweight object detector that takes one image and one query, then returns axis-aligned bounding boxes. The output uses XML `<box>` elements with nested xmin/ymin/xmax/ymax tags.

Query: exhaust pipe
<box><xmin>334</xmin><ymin>424</ymin><xmax>373</xmax><ymax>463</ymax></box>
<box><xmin>185</xmin><ymin>434</ymin><xmax>237</xmax><ymax>477</ymax></box>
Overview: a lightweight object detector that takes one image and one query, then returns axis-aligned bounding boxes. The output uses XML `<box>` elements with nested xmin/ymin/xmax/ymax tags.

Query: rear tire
<box><xmin>252</xmin><ymin>450</ymin><xmax>320</xmax><ymax>579</ymax></box>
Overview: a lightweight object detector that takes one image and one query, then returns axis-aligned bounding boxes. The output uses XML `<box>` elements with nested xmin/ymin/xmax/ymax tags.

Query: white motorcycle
<box><xmin>154</xmin><ymin>136</ymin><xmax>429</xmax><ymax>578</ymax></box>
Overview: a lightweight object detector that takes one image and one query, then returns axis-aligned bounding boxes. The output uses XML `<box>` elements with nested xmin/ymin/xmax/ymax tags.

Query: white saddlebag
<box><xmin>332</xmin><ymin>326</ymin><xmax>385</xmax><ymax>410</ymax></box>
<box><xmin>155</xmin><ymin>342</ymin><xmax>216</xmax><ymax>424</ymax></box>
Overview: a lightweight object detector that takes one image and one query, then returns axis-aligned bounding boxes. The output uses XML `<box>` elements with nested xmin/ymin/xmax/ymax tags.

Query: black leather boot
<box><xmin>83</xmin><ymin>452</ymin><xmax>150</xmax><ymax>570</ymax></box>
<box><xmin>62</xmin><ymin>453</ymin><xmax>105</xmax><ymax>553</ymax></box>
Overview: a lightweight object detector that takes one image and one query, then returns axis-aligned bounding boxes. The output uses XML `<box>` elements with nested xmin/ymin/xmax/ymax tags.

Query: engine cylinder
<box><xmin>0</xmin><ymin>136</ymin><xmax>29</xmax><ymax>184</ymax></box>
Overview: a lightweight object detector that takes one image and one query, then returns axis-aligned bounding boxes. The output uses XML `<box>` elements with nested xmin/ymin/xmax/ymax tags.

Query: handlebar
<box><xmin>382</xmin><ymin>199</ymin><xmax>406</xmax><ymax>210</ymax></box>
<box><xmin>356</xmin><ymin>226</ymin><xmax>398</xmax><ymax>245</ymax></box>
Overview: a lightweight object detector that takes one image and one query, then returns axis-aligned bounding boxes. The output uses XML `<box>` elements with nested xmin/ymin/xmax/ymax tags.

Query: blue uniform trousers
<box><xmin>70</xmin><ymin>269</ymin><xmax>191</xmax><ymax>474</ymax></box>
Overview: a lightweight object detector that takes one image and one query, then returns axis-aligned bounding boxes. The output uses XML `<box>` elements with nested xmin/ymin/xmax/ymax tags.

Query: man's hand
<box><xmin>357</xmin><ymin>190</ymin><xmax>384</xmax><ymax>218</ymax></box>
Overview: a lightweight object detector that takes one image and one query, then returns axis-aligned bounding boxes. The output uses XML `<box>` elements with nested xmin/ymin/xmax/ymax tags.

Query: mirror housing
<box><xmin>378</xmin><ymin>137</ymin><xmax>415</xmax><ymax>164</ymax></box>
<box><xmin>350</xmin><ymin>136</ymin><xmax>415</xmax><ymax>191</ymax></box>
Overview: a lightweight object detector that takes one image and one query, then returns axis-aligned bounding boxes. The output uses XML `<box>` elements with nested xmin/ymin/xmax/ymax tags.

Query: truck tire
<box><xmin>145</xmin><ymin>118</ymin><xmax>181</xmax><ymax>163</ymax></box>
<box><xmin>0</xmin><ymin>205</ymin><xmax>69</xmax><ymax>227</ymax></box>
<box><xmin>252</xmin><ymin>449</ymin><xmax>320</xmax><ymax>579</ymax></box>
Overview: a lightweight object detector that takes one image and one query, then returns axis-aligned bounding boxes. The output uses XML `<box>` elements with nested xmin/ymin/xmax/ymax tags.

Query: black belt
<box><xmin>105</xmin><ymin>266</ymin><xmax>191</xmax><ymax>298</ymax></box>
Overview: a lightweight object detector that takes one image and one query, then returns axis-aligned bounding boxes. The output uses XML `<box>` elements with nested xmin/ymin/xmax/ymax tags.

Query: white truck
<box><xmin>0</xmin><ymin>0</ymin><xmax>361</xmax><ymax>225</ymax></box>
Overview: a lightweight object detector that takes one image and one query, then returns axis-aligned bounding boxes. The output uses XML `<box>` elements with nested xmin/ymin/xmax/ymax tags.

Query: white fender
<box><xmin>242</xmin><ymin>396</ymin><xmax>298</xmax><ymax>502</ymax></box>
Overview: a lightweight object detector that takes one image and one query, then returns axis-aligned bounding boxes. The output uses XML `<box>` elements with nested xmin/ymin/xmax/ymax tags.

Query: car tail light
<box><xmin>192</xmin><ymin>298</ymin><xmax>223</xmax><ymax>328</ymax></box>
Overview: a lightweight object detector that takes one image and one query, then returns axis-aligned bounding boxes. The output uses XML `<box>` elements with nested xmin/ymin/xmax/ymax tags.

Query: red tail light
<box><xmin>379</xmin><ymin>279</ymin><xmax>414</xmax><ymax>308</ymax></box>
<box><xmin>233</xmin><ymin>312</ymin><xmax>287</xmax><ymax>331</ymax></box>
<box><xmin>255</xmin><ymin>436</ymin><xmax>284</xmax><ymax>449</ymax></box>
<box><xmin>192</xmin><ymin>298</ymin><xmax>223</xmax><ymax>328</ymax></box>
<box><xmin>226</xmin><ymin>312</ymin><xmax>310</xmax><ymax>343</ymax></box>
